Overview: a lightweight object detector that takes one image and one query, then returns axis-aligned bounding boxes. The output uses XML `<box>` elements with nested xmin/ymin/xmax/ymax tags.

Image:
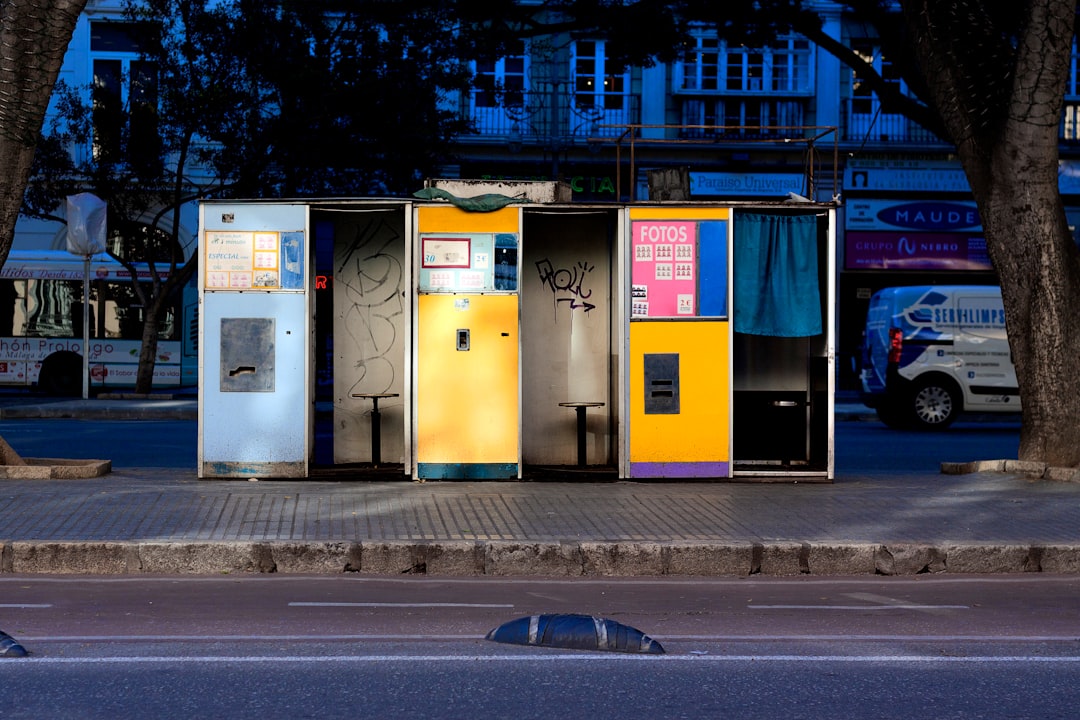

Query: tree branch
<box><xmin>791</xmin><ymin>11</ymin><xmax>947</xmax><ymax>139</ymax></box>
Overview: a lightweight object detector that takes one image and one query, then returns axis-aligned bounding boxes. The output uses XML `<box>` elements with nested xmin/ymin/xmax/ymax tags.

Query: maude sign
<box><xmin>846</xmin><ymin>200</ymin><xmax>982</xmax><ymax>232</ymax></box>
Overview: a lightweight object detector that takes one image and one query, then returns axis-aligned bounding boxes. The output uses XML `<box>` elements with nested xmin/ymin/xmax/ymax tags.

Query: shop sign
<box><xmin>845</xmin><ymin>231</ymin><xmax>992</xmax><ymax>271</ymax></box>
<box><xmin>846</xmin><ymin>200</ymin><xmax>982</xmax><ymax>232</ymax></box>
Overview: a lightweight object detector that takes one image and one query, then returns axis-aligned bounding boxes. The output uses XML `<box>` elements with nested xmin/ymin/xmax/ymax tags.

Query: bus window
<box><xmin>0</xmin><ymin>279</ymin><xmax>24</xmax><ymax>337</ymax></box>
<box><xmin>11</xmin><ymin>277</ymin><xmax>178</xmax><ymax>341</ymax></box>
<box><xmin>25</xmin><ymin>279</ymin><xmax>85</xmax><ymax>337</ymax></box>
<box><xmin>102</xmin><ymin>281</ymin><xmax>177</xmax><ymax>341</ymax></box>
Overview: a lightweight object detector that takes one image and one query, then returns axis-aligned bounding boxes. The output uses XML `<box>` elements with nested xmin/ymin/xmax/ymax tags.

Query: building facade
<box><xmin>441</xmin><ymin>2</ymin><xmax>1080</xmax><ymax>390</ymax></box>
<box><xmin>16</xmin><ymin>1</ymin><xmax>1080</xmax><ymax>392</ymax></box>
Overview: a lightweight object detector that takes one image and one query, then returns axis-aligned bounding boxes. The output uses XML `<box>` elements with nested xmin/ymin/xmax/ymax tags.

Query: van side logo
<box><xmin>902</xmin><ymin>291</ymin><xmax>1006</xmax><ymax>336</ymax></box>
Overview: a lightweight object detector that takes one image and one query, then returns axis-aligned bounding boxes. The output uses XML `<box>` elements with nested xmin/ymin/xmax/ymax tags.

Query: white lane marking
<box><xmin>17</xmin><ymin>634</ymin><xmax>1080</xmax><ymax>643</ymax></box>
<box><xmin>661</xmin><ymin>635</ymin><xmax>1080</xmax><ymax>642</ymax></box>
<box><xmin>22</xmin><ymin>635</ymin><xmax>488</xmax><ymax>642</ymax></box>
<box><xmin>2</xmin><ymin>654</ymin><xmax>1079</xmax><ymax>665</ymax></box>
<box><xmin>0</xmin><ymin>604</ymin><xmax>51</xmax><ymax>609</ymax></box>
<box><xmin>748</xmin><ymin>604</ymin><xmax>969</xmax><ymax>610</ymax></box>
<box><xmin>845</xmin><ymin>591</ymin><xmax>965</xmax><ymax>609</ymax></box>
<box><xmin>288</xmin><ymin>602</ymin><xmax>513</xmax><ymax>608</ymax></box>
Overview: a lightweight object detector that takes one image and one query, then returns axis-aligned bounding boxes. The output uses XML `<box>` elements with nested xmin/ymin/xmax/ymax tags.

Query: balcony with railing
<box><xmin>462</xmin><ymin>88</ymin><xmax>640</xmax><ymax>145</ymax></box>
<box><xmin>841</xmin><ymin>98</ymin><xmax>948</xmax><ymax>146</ymax></box>
<box><xmin>842</xmin><ymin>98</ymin><xmax>1080</xmax><ymax>147</ymax></box>
<box><xmin>677</xmin><ymin>96</ymin><xmax>808</xmax><ymax>139</ymax></box>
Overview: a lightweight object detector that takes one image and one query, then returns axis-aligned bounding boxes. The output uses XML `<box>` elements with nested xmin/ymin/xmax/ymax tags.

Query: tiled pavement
<box><xmin>0</xmin><ymin>396</ymin><xmax>1078</xmax><ymax>576</ymax></box>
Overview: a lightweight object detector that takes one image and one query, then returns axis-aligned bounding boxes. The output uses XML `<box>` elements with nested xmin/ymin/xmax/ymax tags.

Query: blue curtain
<box><xmin>734</xmin><ymin>213</ymin><xmax>822</xmax><ymax>337</ymax></box>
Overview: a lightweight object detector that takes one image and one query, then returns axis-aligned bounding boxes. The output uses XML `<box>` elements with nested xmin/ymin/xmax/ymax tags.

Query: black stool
<box><xmin>558</xmin><ymin>401</ymin><xmax>605</xmax><ymax>466</ymax></box>
<box><xmin>351</xmin><ymin>392</ymin><xmax>399</xmax><ymax>465</ymax></box>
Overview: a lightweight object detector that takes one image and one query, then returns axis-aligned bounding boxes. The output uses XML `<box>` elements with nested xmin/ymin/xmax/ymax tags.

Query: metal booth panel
<box><xmin>629</xmin><ymin>320</ymin><xmax>730</xmax><ymax>477</ymax></box>
<box><xmin>198</xmin><ymin>202</ymin><xmax>311</xmax><ymax>479</ymax></box>
<box><xmin>219</xmin><ymin>317</ymin><xmax>275</xmax><ymax>392</ymax></box>
<box><xmin>414</xmin><ymin>205</ymin><xmax>521</xmax><ymax>479</ymax></box>
<box><xmin>416</xmin><ymin>293</ymin><xmax>519</xmax><ymax>473</ymax></box>
<box><xmin>626</xmin><ymin>207</ymin><xmax>732</xmax><ymax>479</ymax></box>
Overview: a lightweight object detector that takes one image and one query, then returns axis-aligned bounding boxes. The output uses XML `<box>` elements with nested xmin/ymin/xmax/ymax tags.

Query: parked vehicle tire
<box><xmin>909</xmin><ymin>375</ymin><xmax>961</xmax><ymax>429</ymax></box>
<box><xmin>875</xmin><ymin>403</ymin><xmax>911</xmax><ymax>429</ymax></box>
<box><xmin>38</xmin><ymin>350</ymin><xmax>83</xmax><ymax>396</ymax></box>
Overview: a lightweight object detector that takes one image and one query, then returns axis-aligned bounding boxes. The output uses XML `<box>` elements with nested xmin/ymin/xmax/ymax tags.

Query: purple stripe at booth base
<box><xmin>629</xmin><ymin>462</ymin><xmax>729</xmax><ymax>479</ymax></box>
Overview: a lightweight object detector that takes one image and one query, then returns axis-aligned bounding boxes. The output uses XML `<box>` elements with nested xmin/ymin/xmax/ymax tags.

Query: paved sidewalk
<box><xmin>0</xmin><ymin>394</ymin><xmax>1077</xmax><ymax>577</ymax></box>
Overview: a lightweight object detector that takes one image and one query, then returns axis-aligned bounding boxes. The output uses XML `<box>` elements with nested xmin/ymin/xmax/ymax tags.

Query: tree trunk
<box><xmin>0</xmin><ymin>436</ymin><xmax>27</xmax><ymax>466</ymax></box>
<box><xmin>0</xmin><ymin>0</ymin><xmax>89</xmax><ymax>268</ymax></box>
<box><xmin>133</xmin><ymin>255</ymin><xmax>197</xmax><ymax>394</ymax></box>
<box><xmin>903</xmin><ymin>0</ymin><xmax>1080</xmax><ymax>466</ymax></box>
<box><xmin>979</xmin><ymin>160</ymin><xmax>1080</xmax><ymax>466</ymax></box>
<box><xmin>135</xmin><ymin>303</ymin><xmax>161</xmax><ymax>394</ymax></box>
<box><xmin>0</xmin><ymin>0</ymin><xmax>89</xmax><ymax>464</ymax></box>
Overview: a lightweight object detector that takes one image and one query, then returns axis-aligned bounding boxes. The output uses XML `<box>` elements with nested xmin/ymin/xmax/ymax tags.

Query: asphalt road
<box><xmin>0</xmin><ymin>418</ymin><xmax>197</xmax><ymax>467</ymax></box>
<box><xmin>0</xmin><ymin>575</ymin><xmax>1076</xmax><ymax>719</ymax></box>
<box><xmin>0</xmin><ymin>415</ymin><xmax>1022</xmax><ymax>474</ymax></box>
<box><xmin>834</xmin><ymin>419</ymin><xmax>1021</xmax><ymax>474</ymax></box>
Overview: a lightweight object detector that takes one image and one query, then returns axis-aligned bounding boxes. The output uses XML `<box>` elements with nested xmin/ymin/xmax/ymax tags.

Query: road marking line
<box><xmin>0</xmin><ymin>604</ymin><xmax>51</xmax><ymax>609</ymax></box>
<box><xmin>748</xmin><ymin>604</ymin><xmax>968</xmax><ymax>610</ymax></box>
<box><xmin>22</xmin><ymin>634</ymin><xmax>487</xmax><ymax>642</ymax></box>
<box><xmin>661</xmin><ymin>635</ymin><xmax>1080</xmax><ymax>642</ymax></box>
<box><xmin>288</xmin><ymin>602</ymin><xmax>514</xmax><ymax>608</ymax></box>
<box><xmin>2</xmin><ymin>654</ymin><xmax>1079</xmax><ymax>665</ymax></box>
<box><xmin>19</xmin><ymin>634</ymin><xmax>1080</xmax><ymax>643</ymax></box>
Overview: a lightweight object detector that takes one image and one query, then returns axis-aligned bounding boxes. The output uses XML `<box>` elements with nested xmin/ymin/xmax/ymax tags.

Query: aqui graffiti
<box><xmin>535</xmin><ymin>259</ymin><xmax>596</xmax><ymax>313</ymax></box>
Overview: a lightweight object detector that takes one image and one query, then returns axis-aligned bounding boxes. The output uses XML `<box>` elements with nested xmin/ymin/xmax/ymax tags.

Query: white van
<box><xmin>858</xmin><ymin>285</ymin><xmax>1020</xmax><ymax>428</ymax></box>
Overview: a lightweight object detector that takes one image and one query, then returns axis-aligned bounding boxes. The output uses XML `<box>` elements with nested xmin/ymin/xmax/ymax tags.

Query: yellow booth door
<box><xmin>416</xmin><ymin>293</ymin><xmax>519</xmax><ymax>478</ymax></box>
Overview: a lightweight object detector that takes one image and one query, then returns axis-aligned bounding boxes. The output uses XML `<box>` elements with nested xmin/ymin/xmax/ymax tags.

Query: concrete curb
<box><xmin>942</xmin><ymin>459</ymin><xmax>1080</xmax><ymax>482</ymax></box>
<box><xmin>3</xmin><ymin>540</ymin><xmax>1078</xmax><ymax>576</ymax></box>
<box><xmin>0</xmin><ymin>458</ymin><xmax>111</xmax><ymax>479</ymax></box>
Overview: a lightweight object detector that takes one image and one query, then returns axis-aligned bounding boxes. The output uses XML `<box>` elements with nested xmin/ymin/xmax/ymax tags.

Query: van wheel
<box><xmin>38</xmin><ymin>350</ymin><xmax>84</xmax><ymax>396</ymax></box>
<box><xmin>909</xmin><ymin>376</ymin><xmax>960</xmax><ymax>429</ymax></box>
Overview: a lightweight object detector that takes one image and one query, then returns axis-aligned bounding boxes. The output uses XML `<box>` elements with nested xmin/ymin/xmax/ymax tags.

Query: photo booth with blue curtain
<box><xmin>731</xmin><ymin>210</ymin><xmax>831</xmax><ymax>477</ymax></box>
<box><xmin>734</xmin><ymin>213</ymin><xmax>822</xmax><ymax>338</ymax></box>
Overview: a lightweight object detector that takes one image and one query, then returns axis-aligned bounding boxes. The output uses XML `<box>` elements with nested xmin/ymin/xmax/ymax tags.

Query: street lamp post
<box><xmin>65</xmin><ymin>193</ymin><xmax>107</xmax><ymax>400</ymax></box>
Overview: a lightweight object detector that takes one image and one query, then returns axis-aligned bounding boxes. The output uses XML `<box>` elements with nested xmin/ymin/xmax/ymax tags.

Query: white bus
<box><xmin>0</xmin><ymin>250</ymin><xmax>197</xmax><ymax>394</ymax></box>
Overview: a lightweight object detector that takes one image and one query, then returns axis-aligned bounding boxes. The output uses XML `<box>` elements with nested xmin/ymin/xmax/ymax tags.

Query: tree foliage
<box><xmin>191</xmin><ymin>0</ymin><xmax>474</xmax><ymax>197</ymax></box>
<box><xmin>27</xmin><ymin>1</ymin><xmax>225</xmax><ymax>392</ymax></box>
<box><xmin>26</xmin><ymin>0</ymin><xmax>483</xmax><ymax>391</ymax></box>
